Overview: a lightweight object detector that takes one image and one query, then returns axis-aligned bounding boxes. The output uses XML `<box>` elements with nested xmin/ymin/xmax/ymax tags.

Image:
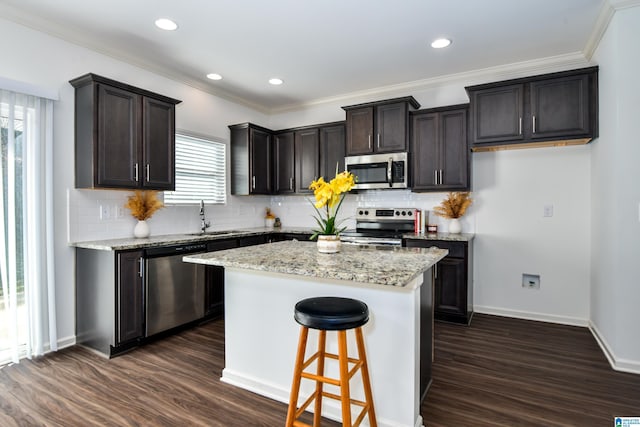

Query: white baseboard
<box><xmin>221</xmin><ymin>368</ymin><xmax>415</xmax><ymax>427</ymax></box>
<box><xmin>56</xmin><ymin>335</ymin><xmax>76</xmax><ymax>350</ymax></box>
<box><xmin>589</xmin><ymin>321</ymin><xmax>640</xmax><ymax>375</ymax></box>
<box><xmin>474</xmin><ymin>305</ymin><xmax>589</xmax><ymax>327</ymax></box>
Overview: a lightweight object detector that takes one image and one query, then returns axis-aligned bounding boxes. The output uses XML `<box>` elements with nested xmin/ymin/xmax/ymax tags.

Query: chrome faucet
<box><xmin>199</xmin><ymin>200</ymin><xmax>211</xmax><ymax>233</ymax></box>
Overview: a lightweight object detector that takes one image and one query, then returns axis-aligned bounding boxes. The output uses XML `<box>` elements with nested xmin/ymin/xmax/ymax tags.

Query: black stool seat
<box><xmin>294</xmin><ymin>297</ymin><xmax>369</xmax><ymax>331</ymax></box>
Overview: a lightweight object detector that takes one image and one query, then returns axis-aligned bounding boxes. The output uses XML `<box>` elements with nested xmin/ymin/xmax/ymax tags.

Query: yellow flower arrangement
<box><xmin>433</xmin><ymin>192</ymin><xmax>473</xmax><ymax>219</ymax></box>
<box><xmin>308</xmin><ymin>170</ymin><xmax>355</xmax><ymax>239</ymax></box>
<box><xmin>124</xmin><ymin>190</ymin><xmax>164</xmax><ymax>220</ymax></box>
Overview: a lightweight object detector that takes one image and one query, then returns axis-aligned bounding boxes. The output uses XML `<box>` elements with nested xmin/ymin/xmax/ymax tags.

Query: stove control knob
<box><xmin>401</xmin><ymin>211</ymin><xmax>406</xmax><ymax>216</ymax></box>
<box><xmin>395</xmin><ymin>211</ymin><xmax>400</xmax><ymax>216</ymax></box>
<box><xmin>408</xmin><ymin>210</ymin><xmax>413</xmax><ymax>216</ymax></box>
<box><xmin>364</xmin><ymin>210</ymin><xmax>369</xmax><ymax>216</ymax></box>
<box><xmin>358</xmin><ymin>210</ymin><xmax>364</xmax><ymax>215</ymax></box>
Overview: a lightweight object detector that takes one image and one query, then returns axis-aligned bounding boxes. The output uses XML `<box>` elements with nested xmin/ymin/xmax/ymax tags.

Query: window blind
<box><xmin>164</xmin><ymin>134</ymin><xmax>226</xmax><ymax>204</ymax></box>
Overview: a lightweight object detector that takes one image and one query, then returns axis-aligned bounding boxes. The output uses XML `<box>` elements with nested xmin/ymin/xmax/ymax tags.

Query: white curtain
<box><xmin>0</xmin><ymin>88</ymin><xmax>56</xmax><ymax>365</ymax></box>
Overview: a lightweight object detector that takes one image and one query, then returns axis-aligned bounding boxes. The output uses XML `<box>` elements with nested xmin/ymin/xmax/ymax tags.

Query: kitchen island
<box><xmin>184</xmin><ymin>240</ymin><xmax>447</xmax><ymax>427</ymax></box>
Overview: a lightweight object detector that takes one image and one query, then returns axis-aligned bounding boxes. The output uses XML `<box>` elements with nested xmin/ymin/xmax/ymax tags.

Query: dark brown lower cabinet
<box><xmin>116</xmin><ymin>250</ymin><xmax>145</xmax><ymax>345</ymax></box>
<box><xmin>404</xmin><ymin>238</ymin><xmax>474</xmax><ymax>324</ymax></box>
<box><xmin>205</xmin><ymin>239</ymin><xmax>239</xmax><ymax>318</ymax></box>
<box><xmin>76</xmin><ymin>248</ymin><xmax>145</xmax><ymax>357</ymax></box>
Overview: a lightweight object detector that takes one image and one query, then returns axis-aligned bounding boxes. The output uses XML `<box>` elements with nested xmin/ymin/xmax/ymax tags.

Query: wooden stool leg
<box><xmin>313</xmin><ymin>330</ymin><xmax>326</xmax><ymax>426</ymax></box>
<box><xmin>286</xmin><ymin>326</ymin><xmax>309</xmax><ymax>427</ymax></box>
<box><xmin>355</xmin><ymin>327</ymin><xmax>377</xmax><ymax>427</ymax></box>
<box><xmin>337</xmin><ymin>330</ymin><xmax>352</xmax><ymax>427</ymax></box>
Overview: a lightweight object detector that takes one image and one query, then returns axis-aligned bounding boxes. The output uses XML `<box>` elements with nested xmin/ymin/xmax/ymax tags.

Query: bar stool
<box><xmin>285</xmin><ymin>297</ymin><xmax>377</xmax><ymax>427</ymax></box>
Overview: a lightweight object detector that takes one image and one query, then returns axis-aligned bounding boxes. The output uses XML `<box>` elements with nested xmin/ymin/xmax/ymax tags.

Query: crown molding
<box><xmin>0</xmin><ymin>4</ymin><xmax>272</xmax><ymax>114</ymax></box>
<box><xmin>584</xmin><ymin>0</ymin><xmax>640</xmax><ymax>59</ymax></box>
<box><xmin>0</xmin><ymin>2</ymin><xmax>615</xmax><ymax>116</ymax></box>
<box><xmin>270</xmin><ymin>52</ymin><xmax>593</xmax><ymax>114</ymax></box>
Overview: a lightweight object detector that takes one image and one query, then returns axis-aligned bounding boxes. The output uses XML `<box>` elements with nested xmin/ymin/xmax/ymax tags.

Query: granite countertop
<box><xmin>71</xmin><ymin>227</ymin><xmax>314</xmax><ymax>251</ymax></box>
<box><xmin>183</xmin><ymin>240</ymin><xmax>448</xmax><ymax>288</ymax></box>
<box><xmin>402</xmin><ymin>232</ymin><xmax>475</xmax><ymax>242</ymax></box>
<box><xmin>71</xmin><ymin>227</ymin><xmax>474</xmax><ymax>251</ymax></box>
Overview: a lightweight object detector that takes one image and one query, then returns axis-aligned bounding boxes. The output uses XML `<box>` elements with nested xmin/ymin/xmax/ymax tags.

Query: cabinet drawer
<box><xmin>426</xmin><ymin>240</ymin><xmax>466</xmax><ymax>258</ymax></box>
<box><xmin>207</xmin><ymin>239</ymin><xmax>238</xmax><ymax>252</ymax></box>
<box><xmin>238</xmin><ymin>235</ymin><xmax>268</xmax><ymax>247</ymax></box>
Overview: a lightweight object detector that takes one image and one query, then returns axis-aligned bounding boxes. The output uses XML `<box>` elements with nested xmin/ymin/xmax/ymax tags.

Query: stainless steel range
<box><xmin>340</xmin><ymin>207</ymin><xmax>417</xmax><ymax>246</ymax></box>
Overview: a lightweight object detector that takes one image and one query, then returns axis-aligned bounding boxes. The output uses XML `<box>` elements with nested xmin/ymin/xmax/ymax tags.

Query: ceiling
<box><xmin>0</xmin><ymin>0</ymin><xmax>606</xmax><ymax>112</ymax></box>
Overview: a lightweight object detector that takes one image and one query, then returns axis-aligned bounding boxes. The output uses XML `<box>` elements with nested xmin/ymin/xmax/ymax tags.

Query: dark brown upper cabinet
<box><xmin>343</xmin><ymin>97</ymin><xmax>420</xmax><ymax>156</ymax></box>
<box><xmin>411</xmin><ymin>105</ymin><xmax>470</xmax><ymax>192</ymax></box>
<box><xmin>466</xmin><ymin>67</ymin><xmax>598</xmax><ymax>151</ymax></box>
<box><xmin>319</xmin><ymin>123</ymin><xmax>346</xmax><ymax>178</ymax></box>
<box><xmin>274</xmin><ymin>131</ymin><xmax>295</xmax><ymax>194</ymax></box>
<box><xmin>229</xmin><ymin>123</ymin><xmax>272</xmax><ymax>195</ymax></box>
<box><xmin>70</xmin><ymin>73</ymin><xmax>181</xmax><ymax>190</ymax></box>
<box><xmin>272</xmin><ymin>121</ymin><xmax>345</xmax><ymax>194</ymax></box>
<box><xmin>294</xmin><ymin>128</ymin><xmax>320</xmax><ymax>194</ymax></box>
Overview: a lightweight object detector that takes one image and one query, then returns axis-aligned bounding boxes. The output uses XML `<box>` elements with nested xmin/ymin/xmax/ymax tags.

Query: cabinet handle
<box><xmin>289</xmin><ymin>177</ymin><xmax>294</xmax><ymax>191</ymax></box>
<box><xmin>519</xmin><ymin>117</ymin><xmax>522</xmax><ymax>135</ymax></box>
<box><xmin>434</xmin><ymin>170</ymin><xmax>438</xmax><ymax>185</ymax></box>
<box><xmin>532</xmin><ymin>115</ymin><xmax>537</xmax><ymax>134</ymax></box>
<box><xmin>439</xmin><ymin>169</ymin><xmax>443</xmax><ymax>185</ymax></box>
<box><xmin>368</xmin><ymin>134</ymin><xmax>372</xmax><ymax>150</ymax></box>
<box><xmin>134</xmin><ymin>163</ymin><xmax>139</xmax><ymax>182</ymax></box>
<box><xmin>377</xmin><ymin>133</ymin><xmax>381</xmax><ymax>148</ymax></box>
<box><xmin>434</xmin><ymin>264</ymin><xmax>438</xmax><ymax>279</ymax></box>
<box><xmin>145</xmin><ymin>164</ymin><xmax>150</xmax><ymax>182</ymax></box>
<box><xmin>138</xmin><ymin>257</ymin><xmax>144</xmax><ymax>278</ymax></box>
<box><xmin>252</xmin><ymin>176</ymin><xmax>256</xmax><ymax>190</ymax></box>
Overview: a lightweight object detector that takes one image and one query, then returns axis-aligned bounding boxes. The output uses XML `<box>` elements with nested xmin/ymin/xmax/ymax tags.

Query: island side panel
<box><xmin>221</xmin><ymin>268</ymin><xmax>423</xmax><ymax>427</ymax></box>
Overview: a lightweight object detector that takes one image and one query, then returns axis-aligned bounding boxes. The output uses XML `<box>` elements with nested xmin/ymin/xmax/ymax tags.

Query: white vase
<box><xmin>317</xmin><ymin>234</ymin><xmax>341</xmax><ymax>253</ymax></box>
<box><xmin>134</xmin><ymin>220</ymin><xmax>150</xmax><ymax>238</ymax></box>
<box><xmin>448</xmin><ymin>218</ymin><xmax>462</xmax><ymax>234</ymax></box>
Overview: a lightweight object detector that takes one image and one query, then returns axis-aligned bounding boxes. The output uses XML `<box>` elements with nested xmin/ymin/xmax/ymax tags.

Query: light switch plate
<box><xmin>99</xmin><ymin>205</ymin><xmax>110</xmax><ymax>220</ymax></box>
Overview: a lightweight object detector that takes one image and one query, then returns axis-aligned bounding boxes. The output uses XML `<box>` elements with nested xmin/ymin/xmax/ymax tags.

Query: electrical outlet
<box><xmin>543</xmin><ymin>204</ymin><xmax>554</xmax><ymax>217</ymax></box>
<box><xmin>99</xmin><ymin>205</ymin><xmax>110</xmax><ymax>220</ymax></box>
<box><xmin>522</xmin><ymin>273</ymin><xmax>540</xmax><ymax>289</ymax></box>
<box><xmin>114</xmin><ymin>205</ymin><xmax>124</xmax><ymax>219</ymax></box>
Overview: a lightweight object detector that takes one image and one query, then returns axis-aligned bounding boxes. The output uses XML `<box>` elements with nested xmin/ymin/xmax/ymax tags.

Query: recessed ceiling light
<box><xmin>431</xmin><ymin>38</ymin><xmax>452</xmax><ymax>49</ymax></box>
<box><xmin>155</xmin><ymin>18</ymin><xmax>178</xmax><ymax>31</ymax></box>
<box><xmin>269</xmin><ymin>78</ymin><xmax>284</xmax><ymax>85</ymax></box>
<box><xmin>206</xmin><ymin>73</ymin><xmax>222</xmax><ymax>81</ymax></box>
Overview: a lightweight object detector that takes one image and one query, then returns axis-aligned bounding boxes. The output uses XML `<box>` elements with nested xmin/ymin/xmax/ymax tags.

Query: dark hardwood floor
<box><xmin>423</xmin><ymin>314</ymin><xmax>640</xmax><ymax>426</ymax></box>
<box><xmin>0</xmin><ymin>314</ymin><xmax>638</xmax><ymax>426</ymax></box>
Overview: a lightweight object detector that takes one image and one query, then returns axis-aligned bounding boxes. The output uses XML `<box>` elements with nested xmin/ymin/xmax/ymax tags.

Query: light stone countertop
<box><xmin>402</xmin><ymin>232</ymin><xmax>475</xmax><ymax>242</ymax></box>
<box><xmin>70</xmin><ymin>227</ymin><xmax>314</xmax><ymax>251</ymax></box>
<box><xmin>71</xmin><ymin>227</ymin><xmax>473</xmax><ymax>251</ymax></box>
<box><xmin>183</xmin><ymin>240</ymin><xmax>448</xmax><ymax>288</ymax></box>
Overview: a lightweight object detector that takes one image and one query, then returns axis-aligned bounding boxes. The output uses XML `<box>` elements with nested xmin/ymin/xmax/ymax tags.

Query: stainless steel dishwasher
<box><xmin>145</xmin><ymin>243</ymin><xmax>207</xmax><ymax>336</ymax></box>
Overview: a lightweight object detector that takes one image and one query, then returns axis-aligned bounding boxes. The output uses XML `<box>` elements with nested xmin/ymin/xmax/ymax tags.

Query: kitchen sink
<box><xmin>188</xmin><ymin>230</ymin><xmax>244</xmax><ymax>236</ymax></box>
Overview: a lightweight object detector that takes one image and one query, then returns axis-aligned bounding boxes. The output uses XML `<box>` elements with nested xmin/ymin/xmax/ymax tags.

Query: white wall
<box><xmin>590</xmin><ymin>6</ymin><xmax>640</xmax><ymax>372</ymax></box>
<box><xmin>1</xmin><ymin>15</ymin><xmax>602</xmax><ymax>352</ymax></box>
<box><xmin>0</xmin><ymin>17</ymin><xmax>270</xmax><ymax>347</ymax></box>
<box><xmin>270</xmin><ymin>78</ymin><xmax>593</xmax><ymax>326</ymax></box>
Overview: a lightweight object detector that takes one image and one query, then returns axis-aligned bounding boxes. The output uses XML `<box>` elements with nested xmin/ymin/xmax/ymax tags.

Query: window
<box><xmin>164</xmin><ymin>133</ymin><xmax>226</xmax><ymax>204</ymax></box>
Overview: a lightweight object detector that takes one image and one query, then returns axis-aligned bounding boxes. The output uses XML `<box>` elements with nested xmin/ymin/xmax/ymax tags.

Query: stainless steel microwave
<box><xmin>345</xmin><ymin>152</ymin><xmax>408</xmax><ymax>190</ymax></box>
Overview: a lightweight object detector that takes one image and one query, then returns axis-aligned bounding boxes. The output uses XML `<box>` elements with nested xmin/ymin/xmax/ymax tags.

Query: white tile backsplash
<box><xmin>68</xmin><ymin>188</ymin><xmax>476</xmax><ymax>243</ymax></box>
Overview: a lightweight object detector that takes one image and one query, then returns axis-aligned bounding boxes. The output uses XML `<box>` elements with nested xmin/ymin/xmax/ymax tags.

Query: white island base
<box><xmin>221</xmin><ymin>268</ymin><xmax>427</xmax><ymax>427</ymax></box>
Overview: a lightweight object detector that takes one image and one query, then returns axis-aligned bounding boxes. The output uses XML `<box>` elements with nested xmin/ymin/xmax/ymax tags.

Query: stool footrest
<box><xmin>300</xmin><ymin>351</ymin><xmax>364</xmax><ymax>386</ymax></box>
